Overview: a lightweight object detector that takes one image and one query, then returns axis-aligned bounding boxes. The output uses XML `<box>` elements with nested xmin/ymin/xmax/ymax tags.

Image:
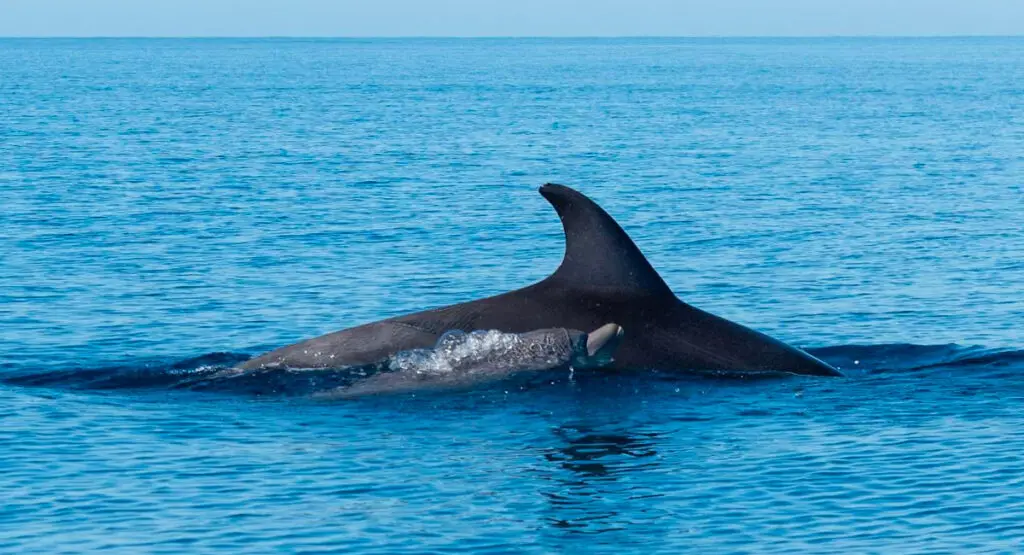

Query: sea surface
<box><xmin>1</xmin><ymin>37</ymin><xmax>1023</xmax><ymax>553</ymax></box>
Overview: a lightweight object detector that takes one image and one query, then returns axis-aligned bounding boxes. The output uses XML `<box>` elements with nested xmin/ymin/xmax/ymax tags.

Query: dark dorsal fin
<box><xmin>539</xmin><ymin>184</ymin><xmax>673</xmax><ymax>297</ymax></box>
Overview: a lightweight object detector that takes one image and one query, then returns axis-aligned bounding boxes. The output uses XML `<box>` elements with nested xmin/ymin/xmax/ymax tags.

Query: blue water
<box><xmin>2</xmin><ymin>37</ymin><xmax>1023</xmax><ymax>553</ymax></box>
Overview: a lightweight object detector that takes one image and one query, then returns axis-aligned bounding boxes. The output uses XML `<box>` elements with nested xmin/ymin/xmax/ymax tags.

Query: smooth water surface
<box><xmin>1</xmin><ymin>38</ymin><xmax>1023</xmax><ymax>553</ymax></box>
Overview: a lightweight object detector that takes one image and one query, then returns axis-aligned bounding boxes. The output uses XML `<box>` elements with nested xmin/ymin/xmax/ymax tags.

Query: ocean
<box><xmin>1</xmin><ymin>37</ymin><xmax>1023</xmax><ymax>553</ymax></box>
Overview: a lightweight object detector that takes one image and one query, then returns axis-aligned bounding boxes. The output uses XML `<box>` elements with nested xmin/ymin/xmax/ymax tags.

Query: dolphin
<box><xmin>240</xmin><ymin>183</ymin><xmax>840</xmax><ymax>377</ymax></box>
<box><xmin>320</xmin><ymin>323</ymin><xmax>624</xmax><ymax>399</ymax></box>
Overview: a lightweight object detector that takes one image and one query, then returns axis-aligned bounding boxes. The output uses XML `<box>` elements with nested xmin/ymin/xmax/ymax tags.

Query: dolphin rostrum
<box><xmin>240</xmin><ymin>184</ymin><xmax>840</xmax><ymax>377</ymax></box>
<box><xmin>320</xmin><ymin>323</ymin><xmax>624</xmax><ymax>399</ymax></box>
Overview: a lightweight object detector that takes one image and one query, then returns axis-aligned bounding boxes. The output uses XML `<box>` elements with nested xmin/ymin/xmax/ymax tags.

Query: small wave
<box><xmin>3</xmin><ymin>342</ymin><xmax>1022</xmax><ymax>396</ymax></box>
<box><xmin>3</xmin><ymin>352</ymin><xmax>250</xmax><ymax>390</ymax></box>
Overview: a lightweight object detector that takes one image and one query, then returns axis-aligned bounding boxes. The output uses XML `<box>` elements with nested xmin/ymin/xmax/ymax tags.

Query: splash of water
<box><xmin>4</xmin><ymin>343</ymin><xmax>1023</xmax><ymax>397</ymax></box>
<box><xmin>388</xmin><ymin>329</ymin><xmax>570</xmax><ymax>376</ymax></box>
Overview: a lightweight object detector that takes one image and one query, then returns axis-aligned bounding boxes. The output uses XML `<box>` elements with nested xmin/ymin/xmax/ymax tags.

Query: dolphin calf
<box><xmin>321</xmin><ymin>323</ymin><xmax>624</xmax><ymax>399</ymax></box>
<box><xmin>241</xmin><ymin>183</ymin><xmax>839</xmax><ymax>377</ymax></box>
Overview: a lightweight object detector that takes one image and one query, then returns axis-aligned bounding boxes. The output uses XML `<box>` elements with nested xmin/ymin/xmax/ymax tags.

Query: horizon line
<box><xmin>2</xmin><ymin>34</ymin><xmax>1023</xmax><ymax>40</ymax></box>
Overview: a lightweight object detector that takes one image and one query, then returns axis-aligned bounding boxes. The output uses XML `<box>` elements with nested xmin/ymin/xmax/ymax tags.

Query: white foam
<box><xmin>388</xmin><ymin>330</ymin><xmax>526</xmax><ymax>375</ymax></box>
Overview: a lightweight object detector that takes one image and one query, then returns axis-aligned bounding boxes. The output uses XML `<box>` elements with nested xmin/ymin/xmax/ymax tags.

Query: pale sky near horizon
<box><xmin>2</xmin><ymin>0</ymin><xmax>1022</xmax><ymax>37</ymax></box>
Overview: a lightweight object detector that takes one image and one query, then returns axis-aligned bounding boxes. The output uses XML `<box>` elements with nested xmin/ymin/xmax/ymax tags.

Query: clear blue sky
<box><xmin>3</xmin><ymin>0</ymin><xmax>1022</xmax><ymax>37</ymax></box>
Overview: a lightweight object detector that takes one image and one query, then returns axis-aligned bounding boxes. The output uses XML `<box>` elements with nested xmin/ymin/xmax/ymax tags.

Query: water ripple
<box><xmin>2</xmin><ymin>37</ymin><xmax>1024</xmax><ymax>553</ymax></box>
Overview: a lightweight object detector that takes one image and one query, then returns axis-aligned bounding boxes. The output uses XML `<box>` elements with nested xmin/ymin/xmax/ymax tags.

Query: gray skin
<box><xmin>319</xmin><ymin>323</ymin><xmax>624</xmax><ymax>399</ymax></box>
<box><xmin>241</xmin><ymin>184</ymin><xmax>840</xmax><ymax>377</ymax></box>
